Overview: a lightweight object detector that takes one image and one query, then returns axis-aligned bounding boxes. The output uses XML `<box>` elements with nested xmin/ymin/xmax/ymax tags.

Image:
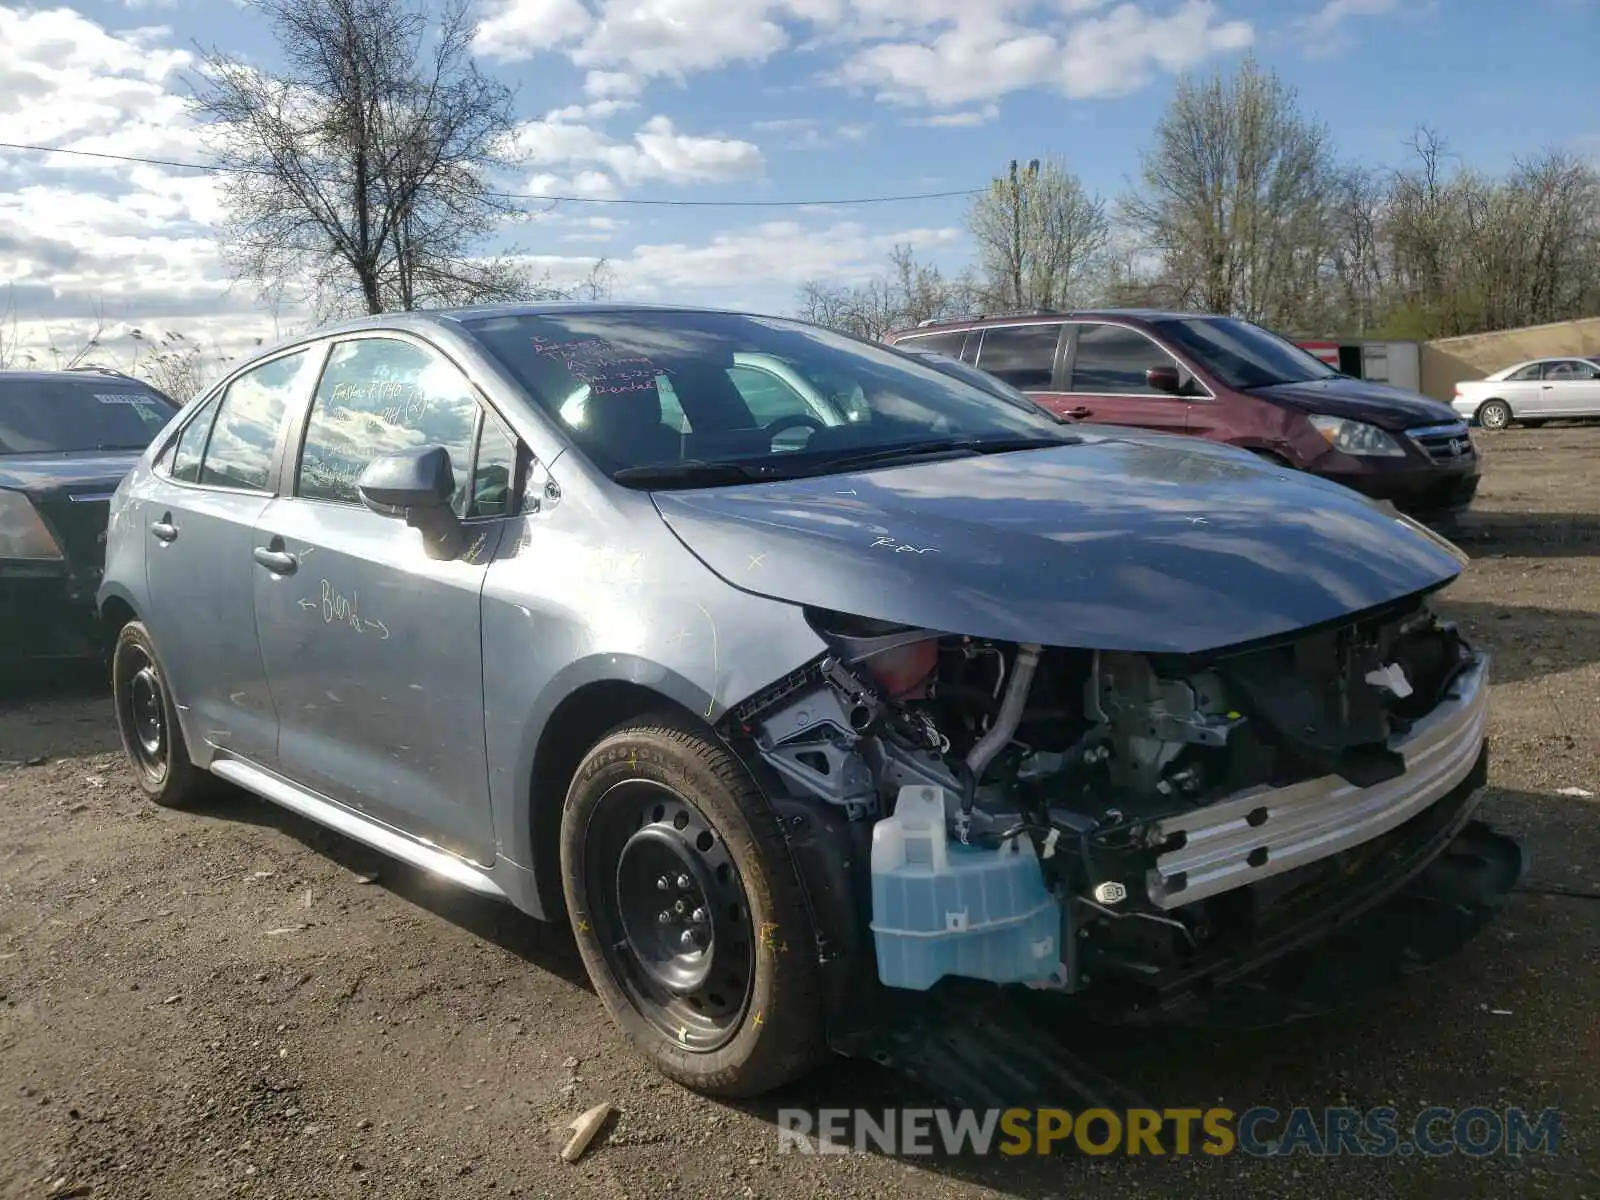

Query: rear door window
<box><xmin>896</xmin><ymin>331</ymin><xmax>967</xmax><ymax>359</ymax></box>
<box><xmin>1068</xmin><ymin>324</ymin><xmax>1176</xmax><ymax>395</ymax></box>
<box><xmin>198</xmin><ymin>350</ymin><xmax>309</xmax><ymax>491</ymax></box>
<box><xmin>1507</xmin><ymin>364</ymin><xmax>1543</xmax><ymax>382</ymax></box>
<box><xmin>974</xmin><ymin>325</ymin><xmax>1060</xmax><ymax>389</ymax></box>
<box><xmin>168</xmin><ymin>393</ymin><xmax>222</xmax><ymax>483</ymax></box>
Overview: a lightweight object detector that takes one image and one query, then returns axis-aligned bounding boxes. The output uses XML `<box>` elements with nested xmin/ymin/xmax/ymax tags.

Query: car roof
<box><xmin>886</xmin><ymin>308</ymin><xmax>1203</xmax><ymax>339</ymax></box>
<box><xmin>311</xmin><ymin>301</ymin><xmax>753</xmax><ymax>339</ymax></box>
<box><xmin>0</xmin><ymin>368</ymin><xmax>162</xmax><ymax>384</ymax></box>
<box><xmin>231</xmin><ymin>302</ymin><xmax>796</xmax><ymax>369</ymax></box>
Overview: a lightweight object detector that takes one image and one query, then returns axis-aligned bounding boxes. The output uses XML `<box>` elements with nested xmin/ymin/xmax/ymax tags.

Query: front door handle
<box><xmin>150</xmin><ymin>516</ymin><xmax>178</xmax><ymax>543</ymax></box>
<box><xmin>1062</xmin><ymin>405</ymin><xmax>1093</xmax><ymax>419</ymax></box>
<box><xmin>252</xmin><ymin>546</ymin><xmax>299</xmax><ymax>575</ymax></box>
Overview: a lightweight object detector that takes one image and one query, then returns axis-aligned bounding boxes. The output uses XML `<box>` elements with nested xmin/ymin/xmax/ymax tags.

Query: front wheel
<box><xmin>1477</xmin><ymin>400</ymin><xmax>1512</xmax><ymax>430</ymax></box>
<box><xmin>560</xmin><ymin>715</ymin><xmax>827</xmax><ymax>1097</ymax></box>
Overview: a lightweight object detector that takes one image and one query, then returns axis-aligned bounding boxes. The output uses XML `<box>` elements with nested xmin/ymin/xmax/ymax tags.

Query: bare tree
<box><xmin>190</xmin><ymin>0</ymin><xmax>535</xmax><ymax>318</ymax></box>
<box><xmin>968</xmin><ymin>158</ymin><xmax>1110</xmax><ymax>311</ymax></box>
<box><xmin>1121</xmin><ymin>55</ymin><xmax>1342</xmax><ymax>329</ymax></box>
<box><xmin>795</xmin><ymin>246</ymin><xmax>976</xmax><ymax>339</ymax></box>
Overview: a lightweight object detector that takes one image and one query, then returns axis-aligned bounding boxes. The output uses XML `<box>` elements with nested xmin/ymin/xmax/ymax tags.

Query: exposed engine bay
<box><xmin>729</xmin><ymin>595</ymin><xmax>1488</xmax><ymax>994</ymax></box>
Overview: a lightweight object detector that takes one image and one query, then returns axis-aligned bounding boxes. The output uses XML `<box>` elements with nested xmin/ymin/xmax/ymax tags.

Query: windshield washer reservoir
<box><xmin>870</xmin><ymin>786</ymin><xmax>1060</xmax><ymax>991</ymax></box>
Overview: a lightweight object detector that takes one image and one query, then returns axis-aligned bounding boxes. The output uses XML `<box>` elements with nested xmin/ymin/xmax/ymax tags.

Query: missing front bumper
<box><xmin>1147</xmin><ymin>653</ymin><xmax>1490</xmax><ymax>909</ymax></box>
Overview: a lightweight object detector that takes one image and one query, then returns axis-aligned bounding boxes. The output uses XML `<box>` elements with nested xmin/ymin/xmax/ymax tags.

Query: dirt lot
<box><xmin>3</xmin><ymin>427</ymin><xmax>1599</xmax><ymax>1200</ymax></box>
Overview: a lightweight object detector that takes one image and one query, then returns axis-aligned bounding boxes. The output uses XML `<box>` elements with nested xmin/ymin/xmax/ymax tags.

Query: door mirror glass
<box><xmin>357</xmin><ymin>445</ymin><xmax>465</xmax><ymax>559</ymax></box>
<box><xmin>1145</xmin><ymin>365</ymin><xmax>1183</xmax><ymax>395</ymax></box>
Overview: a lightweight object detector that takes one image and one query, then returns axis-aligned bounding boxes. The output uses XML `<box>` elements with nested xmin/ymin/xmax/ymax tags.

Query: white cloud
<box><xmin>583</xmin><ymin>69</ymin><xmax>642</xmax><ymax>98</ymax></box>
<box><xmin>477</xmin><ymin>1</ymin><xmax>1254</xmax><ymax>110</ymax></box>
<box><xmin>573</xmin><ymin>0</ymin><xmax>791</xmax><ymax>77</ymax></box>
<box><xmin>838</xmin><ymin>2</ymin><xmax>1253</xmax><ymax>109</ymax></box>
<box><xmin>525</xmin><ymin>169</ymin><xmax>624</xmax><ymax>199</ymax></box>
<box><xmin>0</xmin><ymin>4</ymin><xmax>266</xmax><ymax>365</ymax></box>
<box><xmin>476</xmin><ymin>0</ymin><xmax>595</xmax><ymax>58</ymax></box>
<box><xmin>545</xmin><ymin>98</ymin><xmax>636</xmax><ymax>121</ymax></box>
<box><xmin>0</xmin><ymin>5</ymin><xmax>199</xmax><ymax>163</ymax></box>
<box><xmin>1055</xmin><ymin>1</ymin><xmax>1254</xmax><ymax>98</ymax></box>
<box><xmin>512</xmin><ymin>113</ymin><xmax>765</xmax><ymax>191</ymax></box>
<box><xmin>750</xmin><ymin>117</ymin><xmax>869</xmax><ymax>149</ymax></box>
<box><xmin>903</xmin><ymin>105</ymin><xmax>1000</xmax><ymax>127</ymax></box>
<box><xmin>515</xmin><ymin>218</ymin><xmax>963</xmax><ymax>301</ymax></box>
<box><xmin>1296</xmin><ymin>0</ymin><xmax>1401</xmax><ymax>56</ymax></box>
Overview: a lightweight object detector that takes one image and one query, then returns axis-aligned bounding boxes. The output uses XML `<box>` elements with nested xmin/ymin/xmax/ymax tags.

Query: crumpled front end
<box><xmin>724</xmin><ymin>589</ymin><xmax>1512</xmax><ymax>1009</ymax></box>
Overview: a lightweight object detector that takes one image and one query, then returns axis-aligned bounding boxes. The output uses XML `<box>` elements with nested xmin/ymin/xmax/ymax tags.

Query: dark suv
<box><xmin>1</xmin><ymin>368</ymin><xmax>179</xmax><ymax>661</ymax></box>
<box><xmin>885</xmin><ymin>310</ymin><xmax>1480</xmax><ymax>522</ymax></box>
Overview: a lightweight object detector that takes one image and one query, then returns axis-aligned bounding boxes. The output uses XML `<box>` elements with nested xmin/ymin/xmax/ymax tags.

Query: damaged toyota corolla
<box><xmin>99</xmin><ymin>304</ymin><xmax>1522</xmax><ymax>1102</ymax></box>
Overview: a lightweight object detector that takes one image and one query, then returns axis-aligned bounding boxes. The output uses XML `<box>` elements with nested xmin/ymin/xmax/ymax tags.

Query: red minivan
<box><xmin>884</xmin><ymin>310</ymin><xmax>1481</xmax><ymax>524</ymax></box>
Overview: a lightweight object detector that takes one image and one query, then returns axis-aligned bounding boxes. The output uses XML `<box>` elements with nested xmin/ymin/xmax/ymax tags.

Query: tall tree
<box><xmin>1121</xmin><ymin>55</ymin><xmax>1341</xmax><ymax>330</ymax></box>
<box><xmin>967</xmin><ymin>158</ymin><xmax>1109</xmax><ymax>311</ymax></box>
<box><xmin>190</xmin><ymin>0</ymin><xmax>535</xmax><ymax>317</ymax></box>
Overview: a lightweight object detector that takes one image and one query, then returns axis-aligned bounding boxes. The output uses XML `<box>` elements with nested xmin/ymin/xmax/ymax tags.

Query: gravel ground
<box><xmin>2</xmin><ymin>426</ymin><xmax>1598</xmax><ymax>1200</ymax></box>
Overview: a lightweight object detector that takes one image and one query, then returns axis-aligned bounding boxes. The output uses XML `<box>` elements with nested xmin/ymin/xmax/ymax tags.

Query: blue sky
<box><xmin>1</xmin><ymin>0</ymin><xmax>1596</xmax><ymax>364</ymax></box>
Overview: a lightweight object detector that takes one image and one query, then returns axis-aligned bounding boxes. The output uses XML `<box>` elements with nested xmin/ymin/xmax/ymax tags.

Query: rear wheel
<box><xmin>111</xmin><ymin>620</ymin><xmax>208</xmax><ymax>808</ymax></box>
<box><xmin>560</xmin><ymin>714</ymin><xmax>827</xmax><ymax>1097</ymax></box>
<box><xmin>1476</xmin><ymin>399</ymin><xmax>1512</xmax><ymax>430</ymax></box>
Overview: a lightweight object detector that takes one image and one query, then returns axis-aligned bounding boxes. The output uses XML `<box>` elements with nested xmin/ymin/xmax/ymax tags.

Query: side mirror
<box><xmin>1146</xmin><ymin>365</ymin><xmax>1183</xmax><ymax>395</ymax></box>
<box><xmin>357</xmin><ymin>445</ymin><xmax>466</xmax><ymax>561</ymax></box>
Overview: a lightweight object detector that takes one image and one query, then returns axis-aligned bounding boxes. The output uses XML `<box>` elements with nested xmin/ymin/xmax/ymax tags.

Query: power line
<box><xmin>0</xmin><ymin>140</ymin><xmax>982</xmax><ymax>208</ymax></box>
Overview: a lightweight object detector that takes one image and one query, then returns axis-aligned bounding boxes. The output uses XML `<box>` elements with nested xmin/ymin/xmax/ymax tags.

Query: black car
<box><xmin>1</xmin><ymin>369</ymin><xmax>179</xmax><ymax>661</ymax></box>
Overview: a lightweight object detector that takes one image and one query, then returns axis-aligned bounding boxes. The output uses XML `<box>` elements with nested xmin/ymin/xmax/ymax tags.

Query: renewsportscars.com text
<box><xmin>776</xmin><ymin>1106</ymin><xmax>1563</xmax><ymax>1158</ymax></box>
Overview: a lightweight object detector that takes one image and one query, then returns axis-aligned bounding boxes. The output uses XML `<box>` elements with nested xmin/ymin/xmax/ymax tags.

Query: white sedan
<box><xmin>1451</xmin><ymin>356</ymin><xmax>1600</xmax><ymax>429</ymax></box>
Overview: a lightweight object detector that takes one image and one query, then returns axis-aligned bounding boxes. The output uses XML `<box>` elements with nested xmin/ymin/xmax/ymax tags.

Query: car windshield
<box><xmin>0</xmin><ymin>377</ymin><xmax>178</xmax><ymax>454</ymax></box>
<box><xmin>464</xmin><ymin>309</ymin><xmax>1073</xmax><ymax>484</ymax></box>
<box><xmin>1154</xmin><ymin>316</ymin><xmax>1341</xmax><ymax>390</ymax></box>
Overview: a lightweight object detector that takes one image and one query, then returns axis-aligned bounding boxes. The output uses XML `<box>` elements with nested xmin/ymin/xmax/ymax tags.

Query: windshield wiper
<box><xmin>809</xmin><ymin>434</ymin><xmax>1080</xmax><ymax>471</ymax></box>
<box><xmin>611</xmin><ymin>460</ymin><xmax>772</xmax><ymax>488</ymax></box>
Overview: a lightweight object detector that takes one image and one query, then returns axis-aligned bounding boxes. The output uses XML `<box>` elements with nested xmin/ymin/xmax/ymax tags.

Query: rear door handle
<box><xmin>1063</xmin><ymin>406</ymin><xmax>1093</xmax><ymax>419</ymax></box>
<box><xmin>252</xmin><ymin>546</ymin><xmax>299</xmax><ymax>575</ymax></box>
<box><xmin>150</xmin><ymin>518</ymin><xmax>178</xmax><ymax>543</ymax></box>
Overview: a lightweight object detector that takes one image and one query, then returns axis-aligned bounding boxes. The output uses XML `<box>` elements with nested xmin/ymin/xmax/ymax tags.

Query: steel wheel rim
<box><xmin>584</xmin><ymin>779</ymin><xmax>756</xmax><ymax>1052</ymax></box>
<box><xmin>124</xmin><ymin>650</ymin><xmax>167</xmax><ymax>773</ymax></box>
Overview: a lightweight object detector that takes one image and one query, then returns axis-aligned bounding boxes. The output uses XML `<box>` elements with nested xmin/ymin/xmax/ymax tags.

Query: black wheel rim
<box><xmin>122</xmin><ymin>647</ymin><xmax>167</xmax><ymax>776</ymax></box>
<box><xmin>583</xmin><ymin>779</ymin><xmax>756</xmax><ymax>1053</ymax></box>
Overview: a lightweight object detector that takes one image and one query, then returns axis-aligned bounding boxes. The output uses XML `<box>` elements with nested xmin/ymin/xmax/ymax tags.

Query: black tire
<box><xmin>1477</xmin><ymin>399</ymin><xmax>1512</xmax><ymax>430</ymax></box>
<box><xmin>560</xmin><ymin>713</ymin><xmax>827</xmax><ymax>1097</ymax></box>
<box><xmin>110</xmin><ymin>620</ymin><xmax>208</xmax><ymax>808</ymax></box>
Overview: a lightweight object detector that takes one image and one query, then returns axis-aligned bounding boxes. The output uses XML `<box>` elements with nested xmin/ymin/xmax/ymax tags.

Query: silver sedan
<box><xmin>1451</xmin><ymin>356</ymin><xmax>1600</xmax><ymax>429</ymax></box>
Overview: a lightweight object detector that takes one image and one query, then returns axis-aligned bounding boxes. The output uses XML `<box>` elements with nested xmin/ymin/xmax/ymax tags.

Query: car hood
<box><xmin>0</xmin><ymin>450</ymin><xmax>143</xmax><ymax>495</ymax></box>
<box><xmin>650</xmin><ymin>437</ymin><xmax>1466</xmax><ymax>655</ymax></box>
<box><xmin>1249</xmin><ymin>377</ymin><xmax>1459</xmax><ymax>431</ymax></box>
